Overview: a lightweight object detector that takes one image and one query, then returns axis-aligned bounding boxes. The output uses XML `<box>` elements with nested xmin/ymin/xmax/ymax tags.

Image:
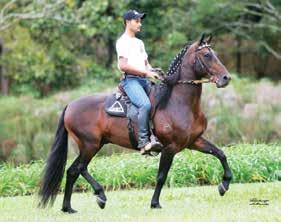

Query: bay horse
<box><xmin>39</xmin><ymin>34</ymin><xmax>232</xmax><ymax>213</ymax></box>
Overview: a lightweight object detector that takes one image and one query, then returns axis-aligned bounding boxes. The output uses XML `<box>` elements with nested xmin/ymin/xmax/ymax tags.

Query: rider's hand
<box><xmin>145</xmin><ymin>70</ymin><xmax>161</xmax><ymax>81</ymax></box>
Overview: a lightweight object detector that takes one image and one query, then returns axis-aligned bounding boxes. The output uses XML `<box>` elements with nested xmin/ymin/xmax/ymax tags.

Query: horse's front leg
<box><xmin>189</xmin><ymin>137</ymin><xmax>232</xmax><ymax>196</ymax></box>
<box><xmin>151</xmin><ymin>147</ymin><xmax>175</xmax><ymax>209</ymax></box>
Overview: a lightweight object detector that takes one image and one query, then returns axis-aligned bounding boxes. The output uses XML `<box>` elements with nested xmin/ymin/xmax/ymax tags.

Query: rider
<box><xmin>116</xmin><ymin>9</ymin><xmax>162</xmax><ymax>154</ymax></box>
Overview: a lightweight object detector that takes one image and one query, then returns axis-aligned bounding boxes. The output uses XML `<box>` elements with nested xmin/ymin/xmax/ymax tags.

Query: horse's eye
<box><xmin>204</xmin><ymin>53</ymin><xmax>211</xmax><ymax>58</ymax></box>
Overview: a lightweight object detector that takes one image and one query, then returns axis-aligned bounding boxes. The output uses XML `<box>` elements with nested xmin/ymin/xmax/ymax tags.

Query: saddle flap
<box><xmin>104</xmin><ymin>83</ymin><xmax>162</xmax><ymax>150</ymax></box>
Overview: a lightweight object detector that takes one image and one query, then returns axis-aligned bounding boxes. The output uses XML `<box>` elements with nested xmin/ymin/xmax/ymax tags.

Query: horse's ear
<box><xmin>199</xmin><ymin>33</ymin><xmax>205</xmax><ymax>45</ymax></box>
<box><xmin>207</xmin><ymin>34</ymin><xmax>212</xmax><ymax>44</ymax></box>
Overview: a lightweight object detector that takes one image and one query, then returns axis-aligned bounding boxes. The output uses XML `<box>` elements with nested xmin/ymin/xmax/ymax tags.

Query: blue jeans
<box><xmin>121</xmin><ymin>75</ymin><xmax>151</xmax><ymax>148</ymax></box>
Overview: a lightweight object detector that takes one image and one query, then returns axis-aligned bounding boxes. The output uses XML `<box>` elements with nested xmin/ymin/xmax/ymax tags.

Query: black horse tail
<box><xmin>38</xmin><ymin>106</ymin><xmax>68</xmax><ymax>208</ymax></box>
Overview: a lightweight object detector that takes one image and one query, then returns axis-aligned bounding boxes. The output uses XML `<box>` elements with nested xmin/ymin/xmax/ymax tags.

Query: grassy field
<box><xmin>0</xmin><ymin>182</ymin><xmax>280</xmax><ymax>222</ymax></box>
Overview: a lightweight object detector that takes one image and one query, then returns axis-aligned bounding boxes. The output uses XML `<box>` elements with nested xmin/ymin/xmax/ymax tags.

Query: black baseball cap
<box><xmin>123</xmin><ymin>10</ymin><xmax>146</xmax><ymax>20</ymax></box>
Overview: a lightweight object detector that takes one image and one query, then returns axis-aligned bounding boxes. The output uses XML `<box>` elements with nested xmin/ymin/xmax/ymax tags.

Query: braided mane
<box><xmin>165</xmin><ymin>43</ymin><xmax>190</xmax><ymax>84</ymax></box>
<box><xmin>156</xmin><ymin>43</ymin><xmax>191</xmax><ymax>109</ymax></box>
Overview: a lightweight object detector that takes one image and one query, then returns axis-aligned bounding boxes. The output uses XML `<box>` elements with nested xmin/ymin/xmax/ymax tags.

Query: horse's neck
<box><xmin>171</xmin><ymin>84</ymin><xmax>202</xmax><ymax>109</ymax></box>
<box><xmin>170</xmin><ymin>65</ymin><xmax>202</xmax><ymax>111</ymax></box>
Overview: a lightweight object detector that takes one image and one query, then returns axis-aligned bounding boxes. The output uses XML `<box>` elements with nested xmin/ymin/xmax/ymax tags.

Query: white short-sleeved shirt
<box><xmin>116</xmin><ymin>33</ymin><xmax>148</xmax><ymax>72</ymax></box>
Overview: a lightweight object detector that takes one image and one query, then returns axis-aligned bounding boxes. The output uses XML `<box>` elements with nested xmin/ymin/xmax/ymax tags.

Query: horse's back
<box><xmin>68</xmin><ymin>93</ymin><xmax>109</xmax><ymax>110</ymax></box>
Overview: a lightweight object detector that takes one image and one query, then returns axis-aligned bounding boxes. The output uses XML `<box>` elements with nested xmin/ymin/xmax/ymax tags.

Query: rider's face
<box><xmin>127</xmin><ymin>18</ymin><xmax>142</xmax><ymax>33</ymax></box>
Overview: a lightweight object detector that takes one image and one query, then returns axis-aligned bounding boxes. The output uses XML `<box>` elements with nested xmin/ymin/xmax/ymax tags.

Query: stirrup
<box><xmin>140</xmin><ymin>141</ymin><xmax>162</xmax><ymax>156</ymax></box>
<box><xmin>140</xmin><ymin>148</ymin><xmax>160</xmax><ymax>157</ymax></box>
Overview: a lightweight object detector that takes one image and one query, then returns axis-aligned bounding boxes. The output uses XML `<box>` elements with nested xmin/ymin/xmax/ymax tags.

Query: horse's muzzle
<box><xmin>216</xmin><ymin>74</ymin><xmax>231</xmax><ymax>88</ymax></box>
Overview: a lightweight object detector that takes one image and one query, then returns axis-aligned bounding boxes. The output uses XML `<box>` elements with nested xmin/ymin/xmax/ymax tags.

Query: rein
<box><xmin>177</xmin><ymin>79</ymin><xmax>210</xmax><ymax>85</ymax></box>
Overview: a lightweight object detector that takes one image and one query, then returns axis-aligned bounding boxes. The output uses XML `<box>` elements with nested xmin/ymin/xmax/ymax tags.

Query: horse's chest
<box><xmin>188</xmin><ymin>114</ymin><xmax>207</xmax><ymax>141</ymax></box>
<box><xmin>154</xmin><ymin>111</ymin><xmax>206</xmax><ymax>148</ymax></box>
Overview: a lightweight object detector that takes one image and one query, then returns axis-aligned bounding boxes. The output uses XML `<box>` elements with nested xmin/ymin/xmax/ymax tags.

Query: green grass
<box><xmin>0</xmin><ymin>182</ymin><xmax>280</xmax><ymax>222</ymax></box>
<box><xmin>0</xmin><ymin>144</ymin><xmax>280</xmax><ymax>197</ymax></box>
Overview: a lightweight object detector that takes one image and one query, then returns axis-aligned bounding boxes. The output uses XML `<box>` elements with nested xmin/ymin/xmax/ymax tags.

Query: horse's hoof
<box><xmin>151</xmin><ymin>203</ymin><xmax>162</xmax><ymax>209</ymax></box>
<box><xmin>61</xmin><ymin>207</ymin><xmax>77</xmax><ymax>214</ymax></box>
<box><xmin>96</xmin><ymin>195</ymin><xmax>106</xmax><ymax>209</ymax></box>
<box><xmin>218</xmin><ymin>183</ymin><xmax>227</xmax><ymax>196</ymax></box>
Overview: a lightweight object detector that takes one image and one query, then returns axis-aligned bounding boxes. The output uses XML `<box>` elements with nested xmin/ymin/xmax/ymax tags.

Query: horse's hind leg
<box><xmin>189</xmin><ymin>136</ymin><xmax>232</xmax><ymax>196</ymax></box>
<box><xmin>79</xmin><ymin>141</ymin><xmax>107</xmax><ymax>209</ymax></box>
<box><xmin>62</xmin><ymin>155</ymin><xmax>83</xmax><ymax>213</ymax></box>
<box><xmin>81</xmin><ymin>165</ymin><xmax>107</xmax><ymax>209</ymax></box>
<box><xmin>62</xmin><ymin>140</ymin><xmax>105</xmax><ymax>213</ymax></box>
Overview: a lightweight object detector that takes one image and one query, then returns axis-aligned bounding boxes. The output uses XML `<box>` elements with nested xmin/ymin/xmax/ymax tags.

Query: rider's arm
<box><xmin>118</xmin><ymin>56</ymin><xmax>148</xmax><ymax>77</ymax></box>
<box><xmin>116</xmin><ymin>39</ymin><xmax>160</xmax><ymax>80</ymax></box>
<box><xmin>116</xmin><ymin>39</ymin><xmax>147</xmax><ymax>77</ymax></box>
<box><xmin>118</xmin><ymin>57</ymin><xmax>159</xmax><ymax>79</ymax></box>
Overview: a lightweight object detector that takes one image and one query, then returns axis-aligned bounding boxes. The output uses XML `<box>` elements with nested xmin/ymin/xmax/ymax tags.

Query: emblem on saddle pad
<box><xmin>108</xmin><ymin>101</ymin><xmax>124</xmax><ymax>113</ymax></box>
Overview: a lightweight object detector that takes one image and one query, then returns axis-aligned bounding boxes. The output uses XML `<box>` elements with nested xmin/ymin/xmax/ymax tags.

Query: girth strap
<box><xmin>127</xmin><ymin>118</ymin><xmax>138</xmax><ymax>149</ymax></box>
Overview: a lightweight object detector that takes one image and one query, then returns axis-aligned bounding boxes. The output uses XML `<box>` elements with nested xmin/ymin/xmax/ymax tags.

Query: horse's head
<box><xmin>186</xmin><ymin>34</ymin><xmax>231</xmax><ymax>88</ymax></box>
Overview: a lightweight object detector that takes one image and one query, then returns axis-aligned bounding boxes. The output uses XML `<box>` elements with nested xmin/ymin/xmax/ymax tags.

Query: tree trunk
<box><xmin>106</xmin><ymin>38</ymin><xmax>115</xmax><ymax>68</ymax></box>
<box><xmin>254</xmin><ymin>55</ymin><xmax>268</xmax><ymax>79</ymax></box>
<box><xmin>236</xmin><ymin>36</ymin><xmax>242</xmax><ymax>74</ymax></box>
<box><xmin>0</xmin><ymin>38</ymin><xmax>9</xmax><ymax>95</ymax></box>
<box><xmin>0</xmin><ymin>71</ymin><xmax>9</xmax><ymax>95</ymax></box>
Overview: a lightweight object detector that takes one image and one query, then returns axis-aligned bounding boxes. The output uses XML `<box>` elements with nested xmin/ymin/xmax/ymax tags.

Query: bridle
<box><xmin>176</xmin><ymin>43</ymin><xmax>214</xmax><ymax>85</ymax></box>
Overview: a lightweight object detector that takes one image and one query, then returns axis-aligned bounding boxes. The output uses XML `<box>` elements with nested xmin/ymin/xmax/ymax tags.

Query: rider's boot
<box><xmin>137</xmin><ymin>108</ymin><xmax>162</xmax><ymax>154</ymax></box>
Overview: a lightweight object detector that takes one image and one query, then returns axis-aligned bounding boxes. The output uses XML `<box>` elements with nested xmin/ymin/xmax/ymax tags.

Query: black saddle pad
<box><xmin>104</xmin><ymin>92</ymin><xmax>129</xmax><ymax>117</ymax></box>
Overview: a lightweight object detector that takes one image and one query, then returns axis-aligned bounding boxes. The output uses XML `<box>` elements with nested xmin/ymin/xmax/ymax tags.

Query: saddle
<box><xmin>104</xmin><ymin>82</ymin><xmax>162</xmax><ymax>150</ymax></box>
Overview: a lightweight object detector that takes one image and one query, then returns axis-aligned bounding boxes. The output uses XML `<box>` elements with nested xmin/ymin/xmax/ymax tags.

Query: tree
<box><xmin>186</xmin><ymin>0</ymin><xmax>281</xmax><ymax>76</ymax></box>
<box><xmin>1</xmin><ymin>0</ymin><xmax>281</xmax><ymax>96</ymax></box>
<box><xmin>0</xmin><ymin>38</ymin><xmax>9</xmax><ymax>95</ymax></box>
<box><xmin>0</xmin><ymin>0</ymin><xmax>69</xmax><ymax>32</ymax></box>
<box><xmin>0</xmin><ymin>0</ymin><xmax>78</xmax><ymax>95</ymax></box>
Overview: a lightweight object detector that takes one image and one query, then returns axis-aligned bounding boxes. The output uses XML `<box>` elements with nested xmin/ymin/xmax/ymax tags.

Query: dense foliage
<box><xmin>0</xmin><ymin>144</ymin><xmax>280</xmax><ymax>197</ymax></box>
<box><xmin>0</xmin><ymin>0</ymin><xmax>280</xmax><ymax>96</ymax></box>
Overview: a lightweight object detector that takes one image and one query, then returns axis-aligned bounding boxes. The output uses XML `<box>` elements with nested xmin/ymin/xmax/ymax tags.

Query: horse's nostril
<box><xmin>223</xmin><ymin>75</ymin><xmax>230</xmax><ymax>81</ymax></box>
